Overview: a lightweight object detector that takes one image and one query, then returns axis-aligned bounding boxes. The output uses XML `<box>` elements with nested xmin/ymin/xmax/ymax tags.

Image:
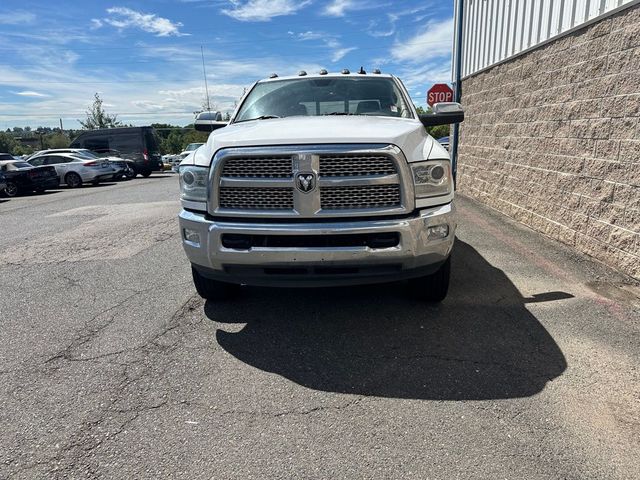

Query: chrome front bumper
<box><xmin>179</xmin><ymin>203</ymin><xmax>456</xmax><ymax>287</ymax></box>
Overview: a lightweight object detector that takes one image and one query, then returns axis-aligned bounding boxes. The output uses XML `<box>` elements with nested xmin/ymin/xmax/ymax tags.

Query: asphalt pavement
<box><xmin>0</xmin><ymin>176</ymin><xmax>638</xmax><ymax>479</ymax></box>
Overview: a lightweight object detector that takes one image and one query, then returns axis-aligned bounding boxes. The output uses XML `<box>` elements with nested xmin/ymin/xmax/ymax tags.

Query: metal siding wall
<box><xmin>456</xmin><ymin>0</ymin><xmax>638</xmax><ymax>77</ymax></box>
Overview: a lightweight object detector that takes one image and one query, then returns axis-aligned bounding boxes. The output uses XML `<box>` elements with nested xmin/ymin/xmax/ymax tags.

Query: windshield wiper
<box><xmin>235</xmin><ymin>115</ymin><xmax>280</xmax><ymax>123</ymax></box>
<box><xmin>323</xmin><ymin>112</ymin><xmax>360</xmax><ymax>116</ymax></box>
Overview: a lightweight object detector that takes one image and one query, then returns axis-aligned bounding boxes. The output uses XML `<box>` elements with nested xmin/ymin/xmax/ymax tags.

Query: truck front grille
<box><xmin>319</xmin><ymin>155</ymin><xmax>396</xmax><ymax>177</ymax></box>
<box><xmin>211</xmin><ymin>145</ymin><xmax>410</xmax><ymax>218</ymax></box>
<box><xmin>219</xmin><ymin>187</ymin><xmax>294</xmax><ymax>210</ymax></box>
<box><xmin>221</xmin><ymin>156</ymin><xmax>293</xmax><ymax>178</ymax></box>
<box><xmin>321</xmin><ymin>185</ymin><xmax>401</xmax><ymax>210</ymax></box>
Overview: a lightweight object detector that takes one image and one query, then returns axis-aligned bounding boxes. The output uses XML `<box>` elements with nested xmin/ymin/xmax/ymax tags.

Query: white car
<box><xmin>183</xmin><ymin>143</ymin><xmax>204</xmax><ymax>153</ymax></box>
<box><xmin>27</xmin><ymin>152</ymin><xmax>116</xmax><ymax>187</ymax></box>
<box><xmin>172</xmin><ymin>151</ymin><xmax>196</xmax><ymax>172</ymax></box>
<box><xmin>28</xmin><ymin>148</ymin><xmax>134</xmax><ymax>180</ymax></box>
<box><xmin>174</xmin><ymin>143</ymin><xmax>205</xmax><ymax>172</ymax></box>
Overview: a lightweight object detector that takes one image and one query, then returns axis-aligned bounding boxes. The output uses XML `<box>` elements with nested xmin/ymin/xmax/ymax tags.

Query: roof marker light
<box><xmin>373</xmin><ymin>69</ymin><xmax>381</xmax><ymax>74</ymax></box>
<box><xmin>319</xmin><ymin>69</ymin><xmax>328</xmax><ymax>75</ymax></box>
<box><xmin>358</xmin><ymin>66</ymin><xmax>366</xmax><ymax>74</ymax></box>
<box><xmin>298</xmin><ymin>70</ymin><xmax>307</xmax><ymax>76</ymax></box>
<box><xmin>269</xmin><ymin>73</ymin><xmax>278</xmax><ymax>78</ymax></box>
<box><xmin>341</xmin><ymin>68</ymin><xmax>350</xmax><ymax>74</ymax></box>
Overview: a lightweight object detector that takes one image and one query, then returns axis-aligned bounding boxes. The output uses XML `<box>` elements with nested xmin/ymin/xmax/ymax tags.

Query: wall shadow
<box><xmin>204</xmin><ymin>240</ymin><xmax>568</xmax><ymax>400</ymax></box>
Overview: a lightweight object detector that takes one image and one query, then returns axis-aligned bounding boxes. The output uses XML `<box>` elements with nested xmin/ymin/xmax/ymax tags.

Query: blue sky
<box><xmin>0</xmin><ymin>0</ymin><xmax>454</xmax><ymax>129</ymax></box>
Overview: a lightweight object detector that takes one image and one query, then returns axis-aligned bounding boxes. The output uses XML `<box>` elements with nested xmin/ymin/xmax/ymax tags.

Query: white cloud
<box><xmin>0</xmin><ymin>11</ymin><xmax>36</xmax><ymax>25</ymax></box>
<box><xmin>0</xmin><ymin>43</ymin><xmax>325</xmax><ymax>130</ymax></box>
<box><xmin>331</xmin><ymin>47</ymin><xmax>357</xmax><ymax>62</ymax></box>
<box><xmin>101</xmin><ymin>7</ymin><xmax>187</xmax><ymax>36</ymax></box>
<box><xmin>397</xmin><ymin>61</ymin><xmax>452</xmax><ymax>91</ymax></box>
<box><xmin>325</xmin><ymin>39</ymin><xmax>356</xmax><ymax>62</ymax></box>
<box><xmin>297</xmin><ymin>31</ymin><xmax>325</xmax><ymax>41</ymax></box>
<box><xmin>222</xmin><ymin>0</ymin><xmax>311</xmax><ymax>22</ymax></box>
<box><xmin>391</xmin><ymin>17</ymin><xmax>453</xmax><ymax>62</ymax></box>
<box><xmin>323</xmin><ymin>0</ymin><xmax>356</xmax><ymax>16</ymax></box>
<box><xmin>90</xmin><ymin>19</ymin><xmax>103</xmax><ymax>29</ymax></box>
<box><xmin>289</xmin><ymin>32</ymin><xmax>356</xmax><ymax>63</ymax></box>
<box><xmin>12</xmin><ymin>91</ymin><xmax>49</xmax><ymax>98</ymax></box>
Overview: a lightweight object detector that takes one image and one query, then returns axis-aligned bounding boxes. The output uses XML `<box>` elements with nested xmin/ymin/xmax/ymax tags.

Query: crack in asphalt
<box><xmin>42</xmin><ymin>281</ymin><xmax>192</xmax><ymax>365</ymax></box>
<box><xmin>43</xmin><ymin>291</ymin><xmax>145</xmax><ymax>365</ymax></box>
<box><xmin>179</xmin><ymin>396</ymin><xmax>368</xmax><ymax>419</ymax></box>
<box><xmin>5</xmin><ymin>295</ymin><xmax>201</xmax><ymax>478</ymax></box>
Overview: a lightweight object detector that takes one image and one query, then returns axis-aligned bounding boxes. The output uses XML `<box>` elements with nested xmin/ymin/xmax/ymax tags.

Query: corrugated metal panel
<box><xmin>455</xmin><ymin>0</ymin><xmax>638</xmax><ymax>78</ymax></box>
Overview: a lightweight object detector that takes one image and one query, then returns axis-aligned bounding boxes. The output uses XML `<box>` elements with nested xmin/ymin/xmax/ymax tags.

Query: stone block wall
<box><xmin>457</xmin><ymin>4</ymin><xmax>640</xmax><ymax>279</ymax></box>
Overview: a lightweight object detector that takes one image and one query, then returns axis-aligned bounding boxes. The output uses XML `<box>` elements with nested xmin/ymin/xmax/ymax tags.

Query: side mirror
<box><xmin>194</xmin><ymin>111</ymin><xmax>228</xmax><ymax>132</ymax></box>
<box><xmin>419</xmin><ymin>102</ymin><xmax>464</xmax><ymax>127</ymax></box>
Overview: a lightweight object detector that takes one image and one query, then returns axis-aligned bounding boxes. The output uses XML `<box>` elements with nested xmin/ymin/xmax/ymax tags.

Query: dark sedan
<box><xmin>0</xmin><ymin>160</ymin><xmax>60</xmax><ymax>197</ymax></box>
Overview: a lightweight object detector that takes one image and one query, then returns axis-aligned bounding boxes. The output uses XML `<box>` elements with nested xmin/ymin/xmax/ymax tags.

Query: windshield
<box><xmin>185</xmin><ymin>143</ymin><xmax>204</xmax><ymax>151</ymax></box>
<box><xmin>235</xmin><ymin>77</ymin><xmax>413</xmax><ymax>122</ymax></box>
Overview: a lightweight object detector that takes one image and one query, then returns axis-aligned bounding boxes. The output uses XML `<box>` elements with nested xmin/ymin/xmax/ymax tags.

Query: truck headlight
<box><xmin>411</xmin><ymin>161</ymin><xmax>452</xmax><ymax>198</ymax></box>
<box><xmin>179</xmin><ymin>166</ymin><xmax>208</xmax><ymax>202</ymax></box>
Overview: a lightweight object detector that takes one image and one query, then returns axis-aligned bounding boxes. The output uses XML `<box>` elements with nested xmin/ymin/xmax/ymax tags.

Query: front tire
<box><xmin>65</xmin><ymin>172</ymin><xmax>82</xmax><ymax>188</ymax></box>
<box><xmin>4</xmin><ymin>182</ymin><xmax>19</xmax><ymax>197</ymax></box>
<box><xmin>192</xmin><ymin>267</ymin><xmax>239</xmax><ymax>301</ymax></box>
<box><xmin>141</xmin><ymin>169</ymin><xmax>152</xmax><ymax>178</ymax></box>
<box><xmin>407</xmin><ymin>256</ymin><xmax>451</xmax><ymax>303</ymax></box>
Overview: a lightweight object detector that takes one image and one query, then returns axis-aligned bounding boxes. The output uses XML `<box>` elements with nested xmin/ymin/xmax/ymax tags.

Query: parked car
<box><xmin>0</xmin><ymin>160</ymin><xmax>60</xmax><ymax>197</ymax></box>
<box><xmin>0</xmin><ymin>153</ymin><xmax>15</xmax><ymax>161</ymax></box>
<box><xmin>183</xmin><ymin>143</ymin><xmax>204</xmax><ymax>152</ymax></box>
<box><xmin>28</xmin><ymin>148</ymin><xmax>135</xmax><ymax>181</ymax></box>
<box><xmin>172</xmin><ymin>151</ymin><xmax>194</xmax><ymax>172</ymax></box>
<box><xmin>27</xmin><ymin>153</ymin><xmax>116</xmax><ymax>188</ymax></box>
<box><xmin>437</xmin><ymin>136</ymin><xmax>450</xmax><ymax>151</ymax></box>
<box><xmin>70</xmin><ymin>127</ymin><xmax>163</xmax><ymax>177</ymax></box>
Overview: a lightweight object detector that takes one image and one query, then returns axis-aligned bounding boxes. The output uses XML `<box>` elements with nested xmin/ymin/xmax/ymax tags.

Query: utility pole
<box><xmin>201</xmin><ymin>46</ymin><xmax>211</xmax><ymax>112</ymax></box>
<box><xmin>59</xmin><ymin>118</ymin><xmax>64</xmax><ymax>133</ymax></box>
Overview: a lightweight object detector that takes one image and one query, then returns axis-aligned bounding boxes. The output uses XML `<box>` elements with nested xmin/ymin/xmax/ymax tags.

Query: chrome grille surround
<box><xmin>208</xmin><ymin>144</ymin><xmax>413</xmax><ymax>218</ymax></box>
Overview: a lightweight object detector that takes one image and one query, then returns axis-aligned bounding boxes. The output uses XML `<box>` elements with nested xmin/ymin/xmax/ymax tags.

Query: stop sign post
<box><xmin>427</xmin><ymin>84</ymin><xmax>454</xmax><ymax>107</ymax></box>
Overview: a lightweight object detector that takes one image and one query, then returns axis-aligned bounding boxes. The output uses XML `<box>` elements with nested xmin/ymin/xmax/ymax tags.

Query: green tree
<box><xmin>151</xmin><ymin>123</ymin><xmax>175</xmax><ymax>141</ymax></box>
<box><xmin>45</xmin><ymin>133</ymin><xmax>70</xmax><ymax>149</ymax></box>
<box><xmin>181</xmin><ymin>129</ymin><xmax>208</xmax><ymax>147</ymax></box>
<box><xmin>13</xmin><ymin>144</ymin><xmax>34</xmax><ymax>156</ymax></box>
<box><xmin>414</xmin><ymin>104</ymin><xmax>451</xmax><ymax>140</ymax></box>
<box><xmin>0</xmin><ymin>132</ymin><xmax>18</xmax><ymax>154</ymax></box>
<box><xmin>79</xmin><ymin>93</ymin><xmax>122</xmax><ymax>129</ymax></box>
<box><xmin>161</xmin><ymin>130</ymin><xmax>186</xmax><ymax>154</ymax></box>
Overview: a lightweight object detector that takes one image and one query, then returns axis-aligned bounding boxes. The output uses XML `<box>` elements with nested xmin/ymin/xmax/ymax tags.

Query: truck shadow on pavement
<box><xmin>205</xmin><ymin>240</ymin><xmax>568</xmax><ymax>400</ymax></box>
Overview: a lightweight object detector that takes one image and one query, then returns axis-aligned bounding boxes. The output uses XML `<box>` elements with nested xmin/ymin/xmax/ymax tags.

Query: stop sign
<box><xmin>427</xmin><ymin>84</ymin><xmax>454</xmax><ymax>107</ymax></box>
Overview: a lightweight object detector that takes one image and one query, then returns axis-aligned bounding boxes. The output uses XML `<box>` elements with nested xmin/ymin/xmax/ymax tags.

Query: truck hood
<box><xmin>190</xmin><ymin>116</ymin><xmax>443</xmax><ymax>166</ymax></box>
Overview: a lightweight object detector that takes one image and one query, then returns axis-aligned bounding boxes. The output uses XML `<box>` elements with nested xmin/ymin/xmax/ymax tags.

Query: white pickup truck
<box><xmin>178</xmin><ymin>70</ymin><xmax>464</xmax><ymax>302</ymax></box>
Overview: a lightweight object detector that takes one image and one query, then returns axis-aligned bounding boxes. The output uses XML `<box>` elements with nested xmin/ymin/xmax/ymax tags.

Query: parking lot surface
<box><xmin>1</xmin><ymin>177</ymin><xmax>638</xmax><ymax>479</ymax></box>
